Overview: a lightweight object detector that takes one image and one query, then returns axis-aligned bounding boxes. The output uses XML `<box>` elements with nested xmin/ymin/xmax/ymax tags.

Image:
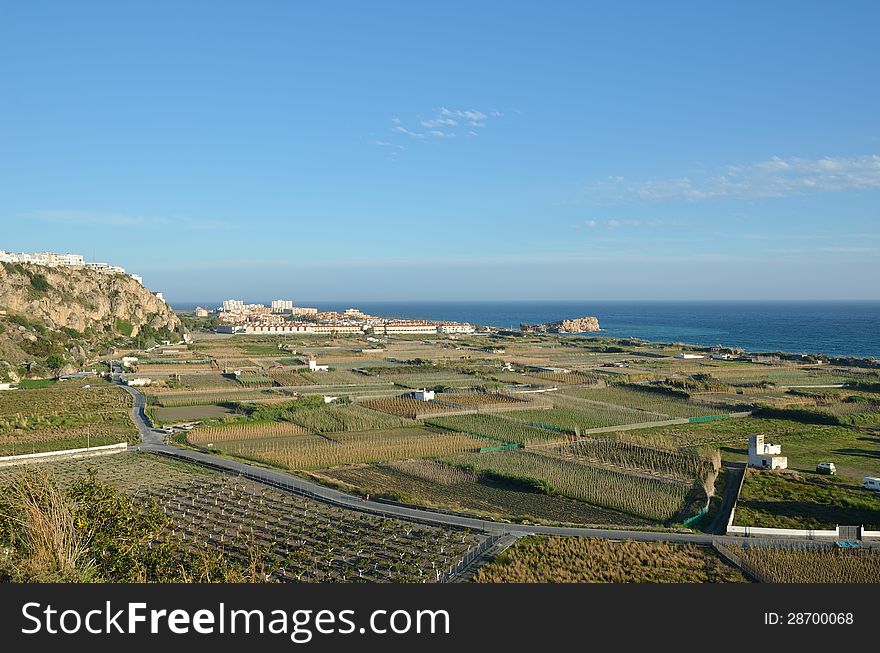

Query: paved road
<box><xmin>115</xmin><ymin>380</ymin><xmax>820</xmax><ymax>547</ymax></box>
<box><xmin>705</xmin><ymin>462</ymin><xmax>746</xmax><ymax>535</ymax></box>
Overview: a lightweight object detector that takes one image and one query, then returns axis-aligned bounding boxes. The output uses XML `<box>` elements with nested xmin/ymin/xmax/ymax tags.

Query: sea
<box><xmin>171</xmin><ymin>300</ymin><xmax>880</xmax><ymax>359</ymax></box>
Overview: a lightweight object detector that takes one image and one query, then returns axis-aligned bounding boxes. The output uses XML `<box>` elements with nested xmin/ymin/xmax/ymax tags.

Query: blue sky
<box><xmin>1</xmin><ymin>1</ymin><xmax>878</xmax><ymax>302</ymax></box>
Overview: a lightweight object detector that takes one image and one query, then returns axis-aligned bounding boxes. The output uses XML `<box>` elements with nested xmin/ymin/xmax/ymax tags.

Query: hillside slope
<box><xmin>0</xmin><ymin>262</ymin><xmax>182</xmax><ymax>378</ymax></box>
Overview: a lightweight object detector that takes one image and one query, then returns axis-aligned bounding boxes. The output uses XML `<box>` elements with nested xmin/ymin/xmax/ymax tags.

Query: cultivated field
<box><xmin>733</xmin><ymin>470</ymin><xmax>880</xmax><ymax>530</ymax></box>
<box><xmin>472</xmin><ymin>536</ymin><xmax>746</xmax><ymax>583</ymax></box>
<box><xmin>321</xmin><ymin>462</ymin><xmax>653</xmax><ymax>527</ymax></box>
<box><xmin>561</xmin><ymin>384</ymin><xmax>734</xmax><ymax>418</ymax></box>
<box><xmin>733</xmin><ymin>544</ymin><xmax>880</xmax><ymax>583</ymax></box>
<box><xmin>0</xmin><ymin>381</ymin><xmax>134</xmax><ymax>454</ymax></box>
<box><xmin>444</xmin><ymin>450</ymin><xmax>692</xmax><ymax>521</ymax></box>
<box><xmin>427</xmin><ymin>413</ymin><xmax>565</xmax><ymax>446</ymax></box>
<box><xmin>217</xmin><ymin>428</ymin><xmax>485</xmax><ymax>470</ymax></box>
<box><xmin>0</xmin><ymin>453</ymin><xmax>483</xmax><ymax>582</ymax></box>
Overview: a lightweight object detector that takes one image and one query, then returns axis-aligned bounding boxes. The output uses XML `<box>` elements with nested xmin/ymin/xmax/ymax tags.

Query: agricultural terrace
<box><xmin>361</xmin><ymin>397</ymin><xmax>470</xmax><ymax>419</ymax></box>
<box><xmin>733</xmin><ymin>470</ymin><xmax>880</xmax><ymax>530</ymax></box>
<box><xmin>472</xmin><ymin>536</ymin><xmax>746</xmax><ymax>583</ymax></box>
<box><xmin>0</xmin><ymin>381</ymin><xmax>134</xmax><ymax>455</ymax></box>
<box><xmin>560</xmin><ymin>384</ymin><xmax>735</xmax><ymax>419</ymax></box>
<box><xmin>113</xmin><ymin>331</ymin><xmax>879</xmax><ymax>536</ymax></box>
<box><xmin>0</xmin><ymin>453</ymin><xmax>485</xmax><ymax>583</ymax></box>
<box><xmin>553</xmin><ymin>439</ymin><xmax>719</xmax><ymax>486</ymax></box>
<box><xmin>499</xmin><ymin>397</ymin><xmax>664</xmax><ymax>434</ymax></box>
<box><xmin>427</xmin><ymin>413</ymin><xmax>567</xmax><ymax>446</ymax></box>
<box><xmin>444</xmin><ymin>450</ymin><xmax>693</xmax><ymax>522</ymax></box>
<box><xmin>320</xmin><ymin>461</ymin><xmax>653</xmax><ymax>527</ymax></box>
<box><xmin>211</xmin><ymin>428</ymin><xmax>485</xmax><ymax>470</ymax></box>
<box><xmin>731</xmin><ymin>544</ymin><xmax>880</xmax><ymax>583</ymax></box>
<box><xmin>604</xmin><ymin>417</ymin><xmax>880</xmax><ymax>480</ymax></box>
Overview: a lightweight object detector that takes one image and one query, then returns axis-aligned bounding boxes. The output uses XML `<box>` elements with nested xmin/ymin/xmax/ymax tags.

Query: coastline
<box><xmin>173</xmin><ymin>300</ymin><xmax>880</xmax><ymax>360</ymax></box>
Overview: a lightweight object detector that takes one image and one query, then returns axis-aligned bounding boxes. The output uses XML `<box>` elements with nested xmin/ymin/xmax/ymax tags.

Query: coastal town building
<box><xmin>437</xmin><ymin>322</ymin><xmax>476</xmax><ymax>334</ymax></box>
<box><xmin>271</xmin><ymin>299</ymin><xmax>294</xmax><ymax>312</ymax></box>
<box><xmin>372</xmin><ymin>321</ymin><xmax>439</xmax><ymax>335</ymax></box>
<box><xmin>194</xmin><ymin>307</ymin><xmax>210</xmax><ymax>317</ymax></box>
<box><xmin>222</xmin><ymin>299</ymin><xmax>246</xmax><ymax>312</ymax></box>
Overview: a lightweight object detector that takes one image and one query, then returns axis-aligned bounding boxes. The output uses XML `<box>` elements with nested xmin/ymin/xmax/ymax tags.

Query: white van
<box><xmin>863</xmin><ymin>477</ymin><xmax>880</xmax><ymax>491</ymax></box>
<box><xmin>816</xmin><ymin>462</ymin><xmax>836</xmax><ymax>475</ymax></box>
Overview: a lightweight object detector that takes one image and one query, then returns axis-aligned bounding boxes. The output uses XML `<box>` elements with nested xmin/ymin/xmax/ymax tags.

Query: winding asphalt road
<box><xmin>116</xmin><ymin>381</ymin><xmax>788</xmax><ymax>546</ymax></box>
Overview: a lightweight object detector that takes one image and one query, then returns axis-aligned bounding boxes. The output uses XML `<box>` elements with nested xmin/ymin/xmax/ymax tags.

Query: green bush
<box><xmin>114</xmin><ymin>319</ymin><xmax>134</xmax><ymax>337</ymax></box>
<box><xmin>30</xmin><ymin>274</ymin><xmax>50</xmax><ymax>293</ymax></box>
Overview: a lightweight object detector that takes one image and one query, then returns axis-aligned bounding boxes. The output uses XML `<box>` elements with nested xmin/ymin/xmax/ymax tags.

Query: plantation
<box><xmin>288</xmin><ymin>404</ymin><xmax>411</xmax><ymax>433</ymax></box>
<box><xmin>267</xmin><ymin>368</ymin><xmax>317</xmax><ymax>386</ymax></box>
<box><xmin>733</xmin><ymin>544</ymin><xmax>880</xmax><ymax>583</ymax></box>
<box><xmin>439</xmin><ymin>392</ymin><xmax>526</xmax><ymax>408</ymax></box>
<box><xmin>556</xmin><ymin>439</ymin><xmax>718</xmax><ymax>485</ymax></box>
<box><xmin>219</xmin><ymin>428</ymin><xmax>485</xmax><ymax>470</ymax></box>
<box><xmin>322</xmin><ymin>462</ymin><xmax>652</xmax><ymax>527</ymax></box>
<box><xmin>151</xmin><ymin>389</ymin><xmax>286</xmax><ymax>407</ymax></box>
<box><xmin>444</xmin><ymin>450</ymin><xmax>691</xmax><ymax>521</ymax></box>
<box><xmin>526</xmin><ymin>370</ymin><xmax>601</xmax><ymax>385</ymax></box>
<box><xmin>362</xmin><ymin>397</ymin><xmax>464</xmax><ymax>419</ymax></box>
<box><xmin>0</xmin><ymin>382</ymin><xmax>134</xmax><ymax>454</ymax></box>
<box><xmin>0</xmin><ymin>453</ymin><xmax>485</xmax><ymax>583</ymax></box>
<box><xmin>563</xmin><ymin>384</ymin><xmax>733</xmax><ymax>418</ymax></box>
<box><xmin>472</xmin><ymin>536</ymin><xmax>746</xmax><ymax>583</ymax></box>
<box><xmin>503</xmin><ymin>401</ymin><xmax>661</xmax><ymax>435</ymax></box>
<box><xmin>427</xmin><ymin>413</ymin><xmax>564</xmax><ymax>446</ymax></box>
<box><xmin>189</xmin><ymin>421</ymin><xmax>311</xmax><ymax>443</ymax></box>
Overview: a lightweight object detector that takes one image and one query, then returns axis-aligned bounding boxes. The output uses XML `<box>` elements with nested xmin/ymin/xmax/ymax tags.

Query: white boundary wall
<box><xmin>0</xmin><ymin>442</ymin><xmax>128</xmax><ymax>467</ymax></box>
<box><xmin>726</xmin><ymin>469</ymin><xmax>880</xmax><ymax>540</ymax></box>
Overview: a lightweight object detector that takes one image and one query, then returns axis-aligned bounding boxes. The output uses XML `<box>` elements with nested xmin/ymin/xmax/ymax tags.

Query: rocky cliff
<box><xmin>520</xmin><ymin>316</ymin><xmax>600</xmax><ymax>334</ymax></box>
<box><xmin>0</xmin><ymin>262</ymin><xmax>182</xmax><ymax>377</ymax></box>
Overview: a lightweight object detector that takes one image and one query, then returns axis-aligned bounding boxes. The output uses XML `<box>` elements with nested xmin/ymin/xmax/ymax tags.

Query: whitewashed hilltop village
<box><xmin>0</xmin><ymin>250</ymin><xmax>150</xmax><ymax>291</ymax></box>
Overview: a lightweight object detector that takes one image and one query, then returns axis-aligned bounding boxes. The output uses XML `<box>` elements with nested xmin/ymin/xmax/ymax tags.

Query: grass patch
<box><xmin>734</xmin><ymin>470</ymin><xmax>880</xmax><ymax>530</ymax></box>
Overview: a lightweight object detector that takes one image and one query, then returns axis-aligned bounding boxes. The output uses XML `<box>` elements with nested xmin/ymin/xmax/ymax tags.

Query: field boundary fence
<box><xmin>711</xmin><ymin>540</ymin><xmax>770</xmax><ymax>582</ymax></box>
<box><xmin>438</xmin><ymin>534</ymin><xmax>502</xmax><ymax>583</ymax></box>
<box><xmin>0</xmin><ymin>442</ymin><xmax>128</xmax><ymax>467</ymax></box>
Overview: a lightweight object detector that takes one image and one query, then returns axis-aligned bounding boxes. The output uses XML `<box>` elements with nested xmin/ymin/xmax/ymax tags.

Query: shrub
<box><xmin>30</xmin><ymin>274</ymin><xmax>50</xmax><ymax>293</ymax></box>
<box><xmin>114</xmin><ymin>319</ymin><xmax>134</xmax><ymax>337</ymax></box>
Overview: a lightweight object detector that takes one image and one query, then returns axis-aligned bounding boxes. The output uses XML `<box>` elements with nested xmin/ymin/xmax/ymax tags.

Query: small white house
<box><xmin>413</xmin><ymin>389</ymin><xmax>435</xmax><ymax>402</ymax></box>
<box><xmin>323</xmin><ymin>396</ymin><xmax>339</xmax><ymax>404</ymax></box>
<box><xmin>308</xmin><ymin>359</ymin><xmax>329</xmax><ymax>372</ymax></box>
<box><xmin>126</xmin><ymin>377</ymin><xmax>152</xmax><ymax>387</ymax></box>
<box><xmin>748</xmin><ymin>433</ymin><xmax>787</xmax><ymax>469</ymax></box>
<box><xmin>676</xmin><ymin>352</ymin><xmax>706</xmax><ymax>359</ymax></box>
<box><xmin>121</xmin><ymin>356</ymin><xmax>138</xmax><ymax>368</ymax></box>
<box><xmin>0</xmin><ymin>383</ymin><xmax>14</xmax><ymax>391</ymax></box>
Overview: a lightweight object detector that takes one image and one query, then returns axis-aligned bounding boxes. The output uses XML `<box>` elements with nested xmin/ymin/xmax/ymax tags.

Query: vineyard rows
<box><xmin>426</xmin><ymin>414</ymin><xmax>564</xmax><ymax>446</ymax></box>
<box><xmin>735</xmin><ymin>545</ymin><xmax>880</xmax><ymax>583</ymax></box>
<box><xmin>444</xmin><ymin>450</ymin><xmax>690</xmax><ymax>521</ymax></box>
<box><xmin>555</xmin><ymin>439</ymin><xmax>717</xmax><ymax>484</ymax></box>
<box><xmin>562</xmin><ymin>385</ymin><xmax>732</xmax><ymax>418</ymax></box>
<box><xmin>220</xmin><ymin>428</ymin><xmax>485</xmax><ymax>470</ymax></box>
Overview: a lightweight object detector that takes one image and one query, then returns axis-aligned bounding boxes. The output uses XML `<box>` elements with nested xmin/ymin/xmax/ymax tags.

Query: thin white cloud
<box><xmin>589</xmin><ymin>154</ymin><xmax>880</xmax><ymax>202</ymax></box>
<box><xmin>27</xmin><ymin>210</ymin><xmax>235</xmax><ymax>230</ymax></box>
<box><xmin>374</xmin><ymin>106</ymin><xmax>504</xmax><ymax>154</ymax></box>
<box><xmin>570</xmin><ymin>218</ymin><xmax>686</xmax><ymax>231</ymax></box>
